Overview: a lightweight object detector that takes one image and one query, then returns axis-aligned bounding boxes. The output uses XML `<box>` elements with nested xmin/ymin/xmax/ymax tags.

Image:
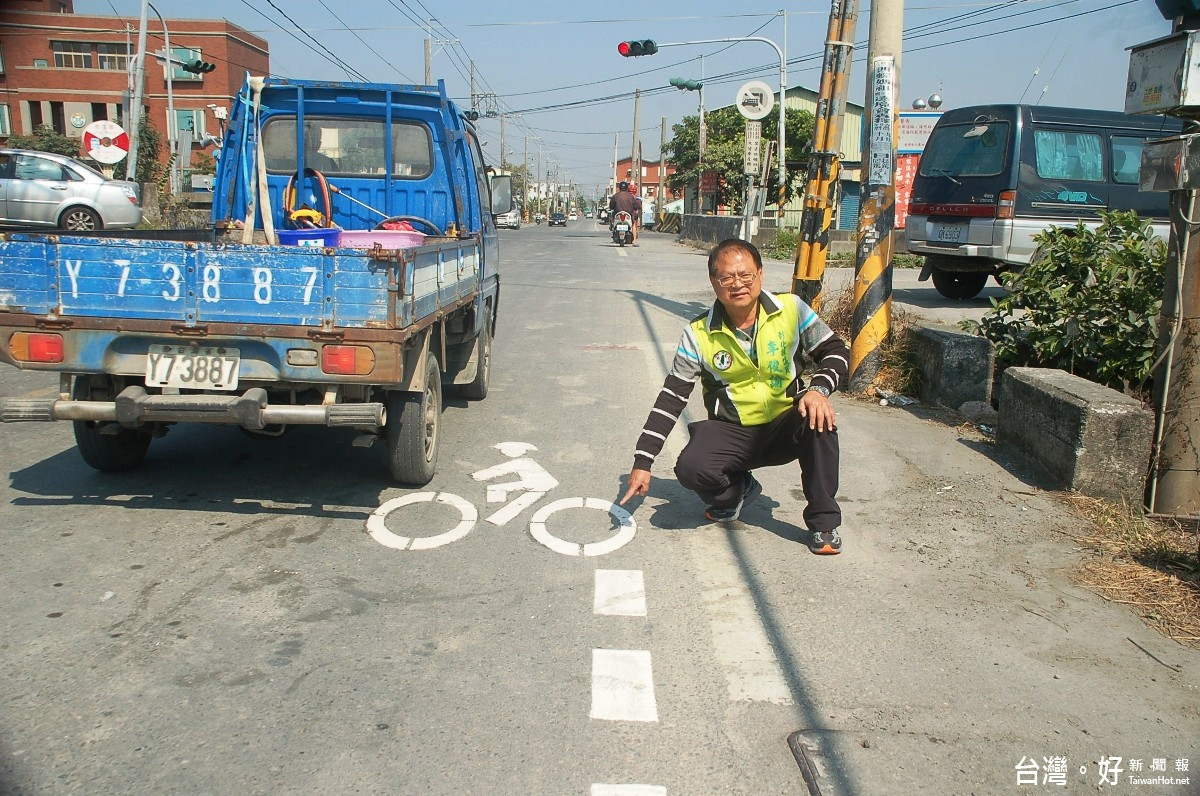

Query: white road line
<box><xmin>591</xmin><ymin>785</ymin><xmax>667</xmax><ymax>796</ymax></box>
<box><xmin>594</xmin><ymin>569</ymin><xmax>647</xmax><ymax>616</ymax></box>
<box><xmin>617</xmin><ymin>247</ymin><xmax>629</xmax><ymax>257</ymax></box>
<box><xmin>590</xmin><ymin>649</ymin><xmax>658</xmax><ymax>722</ymax></box>
<box><xmin>638</xmin><ymin>342</ymin><xmax>793</xmax><ymax>705</ymax></box>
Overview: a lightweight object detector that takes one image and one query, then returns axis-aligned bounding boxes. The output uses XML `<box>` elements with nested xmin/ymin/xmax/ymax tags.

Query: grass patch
<box><xmin>818</xmin><ymin>283</ymin><xmax>922</xmax><ymax>397</ymax></box>
<box><xmin>1066</xmin><ymin>495</ymin><xmax>1200</xmax><ymax>649</ymax></box>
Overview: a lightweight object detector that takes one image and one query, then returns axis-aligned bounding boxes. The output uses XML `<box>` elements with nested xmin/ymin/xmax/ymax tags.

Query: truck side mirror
<box><xmin>489</xmin><ymin>174</ymin><xmax>513</xmax><ymax>216</ymax></box>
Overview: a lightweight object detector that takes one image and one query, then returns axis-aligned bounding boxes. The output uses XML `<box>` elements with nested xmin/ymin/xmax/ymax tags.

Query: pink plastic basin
<box><xmin>338</xmin><ymin>230</ymin><xmax>426</xmax><ymax>249</ymax></box>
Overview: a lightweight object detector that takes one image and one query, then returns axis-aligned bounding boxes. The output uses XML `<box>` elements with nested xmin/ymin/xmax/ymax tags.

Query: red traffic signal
<box><xmin>617</xmin><ymin>40</ymin><xmax>658</xmax><ymax>57</ymax></box>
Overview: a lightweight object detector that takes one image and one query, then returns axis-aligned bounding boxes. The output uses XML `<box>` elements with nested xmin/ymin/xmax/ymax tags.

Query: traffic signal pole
<box><xmin>621</xmin><ymin>36</ymin><xmax>786</xmax><ymax>227</ymax></box>
<box><xmin>792</xmin><ymin>0</ymin><xmax>860</xmax><ymax>309</ymax></box>
<box><xmin>849</xmin><ymin>0</ymin><xmax>903</xmax><ymax>391</ymax></box>
<box><xmin>126</xmin><ymin>0</ymin><xmax>150</xmax><ymax>182</ymax></box>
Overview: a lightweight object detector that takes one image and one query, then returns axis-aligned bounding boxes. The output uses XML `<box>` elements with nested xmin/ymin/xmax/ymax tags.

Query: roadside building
<box><xmin>0</xmin><ymin>0</ymin><xmax>269</xmax><ymax>176</ymax></box>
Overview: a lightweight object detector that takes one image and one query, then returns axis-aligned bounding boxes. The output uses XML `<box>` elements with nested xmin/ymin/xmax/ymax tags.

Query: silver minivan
<box><xmin>0</xmin><ymin>148</ymin><xmax>142</xmax><ymax>231</ymax></box>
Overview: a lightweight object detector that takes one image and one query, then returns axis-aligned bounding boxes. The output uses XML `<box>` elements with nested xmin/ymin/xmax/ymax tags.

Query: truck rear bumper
<box><xmin>1</xmin><ymin>386</ymin><xmax>385</xmax><ymax>429</ymax></box>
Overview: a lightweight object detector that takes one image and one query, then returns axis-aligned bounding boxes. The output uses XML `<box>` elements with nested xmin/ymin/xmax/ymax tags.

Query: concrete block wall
<box><xmin>997</xmin><ymin>367</ymin><xmax>1153</xmax><ymax>503</ymax></box>
<box><xmin>909</xmin><ymin>323</ymin><xmax>994</xmax><ymax>411</ymax></box>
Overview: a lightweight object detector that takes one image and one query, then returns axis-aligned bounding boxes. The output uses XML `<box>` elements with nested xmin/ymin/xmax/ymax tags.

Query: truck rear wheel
<box><xmin>387</xmin><ymin>352</ymin><xmax>441</xmax><ymax>484</ymax></box>
<box><xmin>930</xmin><ymin>267</ymin><xmax>988</xmax><ymax>300</ymax></box>
<box><xmin>459</xmin><ymin>320</ymin><xmax>491</xmax><ymax>401</ymax></box>
<box><xmin>72</xmin><ymin>377</ymin><xmax>152</xmax><ymax>472</ymax></box>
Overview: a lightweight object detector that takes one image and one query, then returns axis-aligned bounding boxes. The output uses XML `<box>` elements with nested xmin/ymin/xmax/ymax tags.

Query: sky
<box><xmin>76</xmin><ymin>0</ymin><xmax>1175</xmax><ymax>197</ymax></box>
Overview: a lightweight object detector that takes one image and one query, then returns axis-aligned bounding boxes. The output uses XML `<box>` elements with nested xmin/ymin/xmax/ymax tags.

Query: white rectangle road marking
<box><xmin>590</xmin><ymin>649</ymin><xmax>659</xmax><ymax>722</ymax></box>
<box><xmin>592</xmin><ymin>785</ymin><xmax>667</xmax><ymax>796</ymax></box>
<box><xmin>594</xmin><ymin>569</ymin><xmax>647</xmax><ymax>616</ymax></box>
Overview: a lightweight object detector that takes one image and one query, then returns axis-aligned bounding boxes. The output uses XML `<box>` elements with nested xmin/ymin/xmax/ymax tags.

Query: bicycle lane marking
<box><xmin>366</xmin><ymin>492</ymin><xmax>478</xmax><ymax>551</ymax></box>
<box><xmin>530</xmin><ymin>498</ymin><xmax>636</xmax><ymax>557</ymax></box>
<box><xmin>364</xmin><ymin>442</ymin><xmax>637</xmax><ymax>556</ymax></box>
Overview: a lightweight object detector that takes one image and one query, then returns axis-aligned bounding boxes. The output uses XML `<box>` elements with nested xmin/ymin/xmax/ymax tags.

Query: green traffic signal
<box><xmin>669</xmin><ymin>77</ymin><xmax>702</xmax><ymax>91</ymax></box>
<box><xmin>183</xmin><ymin>59</ymin><xmax>216</xmax><ymax>74</ymax></box>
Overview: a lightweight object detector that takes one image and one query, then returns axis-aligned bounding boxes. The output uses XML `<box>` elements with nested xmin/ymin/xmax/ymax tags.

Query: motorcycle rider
<box><xmin>609</xmin><ymin>181</ymin><xmax>640</xmax><ymax>246</ymax></box>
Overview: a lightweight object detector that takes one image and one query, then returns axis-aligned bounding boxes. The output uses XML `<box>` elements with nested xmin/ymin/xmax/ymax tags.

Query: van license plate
<box><xmin>145</xmin><ymin>345</ymin><xmax>240</xmax><ymax>391</ymax></box>
<box><xmin>934</xmin><ymin>224</ymin><xmax>964</xmax><ymax>243</ymax></box>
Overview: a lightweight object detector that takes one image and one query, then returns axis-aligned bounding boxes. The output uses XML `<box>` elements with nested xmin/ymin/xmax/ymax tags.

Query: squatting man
<box><xmin>619</xmin><ymin>238</ymin><xmax>850</xmax><ymax>554</ymax></box>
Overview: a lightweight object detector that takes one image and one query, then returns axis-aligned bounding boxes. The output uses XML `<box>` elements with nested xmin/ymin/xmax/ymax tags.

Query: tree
<box><xmin>112</xmin><ymin>115</ymin><xmax>165</xmax><ymax>185</ymax></box>
<box><xmin>7</xmin><ymin>125</ymin><xmax>80</xmax><ymax>158</ymax></box>
<box><xmin>665</xmin><ymin>106</ymin><xmax>815</xmax><ymax>211</ymax></box>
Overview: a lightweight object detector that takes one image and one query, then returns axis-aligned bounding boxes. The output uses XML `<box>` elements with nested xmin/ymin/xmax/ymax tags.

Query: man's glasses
<box><xmin>713</xmin><ymin>271</ymin><xmax>759</xmax><ymax>288</ymax></box>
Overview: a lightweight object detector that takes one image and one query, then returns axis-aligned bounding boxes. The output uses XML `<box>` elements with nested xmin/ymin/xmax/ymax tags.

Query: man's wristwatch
<box><xmin>806</xmin><ymin>384</ymin><xmax>831</xmax><ymax>398</ymax></box>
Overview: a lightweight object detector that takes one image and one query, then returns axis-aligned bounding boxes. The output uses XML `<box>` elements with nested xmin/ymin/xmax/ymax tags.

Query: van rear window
<box><xmin>918</xmin><ymin>121</ymin><xmax>1009</xmax><ymax>178</ymax></box>
<box><xmin>1034</xmin><ymin>130</ymin><xmax>1103</xmax><ymax>181</ymax></box>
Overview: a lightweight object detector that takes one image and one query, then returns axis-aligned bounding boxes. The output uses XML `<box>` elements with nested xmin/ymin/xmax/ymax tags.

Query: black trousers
<box><xmin>674</xmin><ymin>409</ymin><xmax>841</xmax><ymax>532</ymax></box>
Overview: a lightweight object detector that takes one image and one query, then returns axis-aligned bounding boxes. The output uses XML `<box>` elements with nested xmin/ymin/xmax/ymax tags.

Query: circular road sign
<box><xmin>82</xmin><ymin>120</ymin><xmax>129</xmax><ymax>164</ymax></box>
<box><xmin>735</xmin><ymin>80</ymin><xmax>775</xmax><ymax>121</ymax></box>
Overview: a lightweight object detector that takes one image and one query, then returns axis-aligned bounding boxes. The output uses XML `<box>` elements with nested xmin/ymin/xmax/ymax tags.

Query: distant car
<box><xmin>495</xmin><ymin>208</ymin><xmax>521</xmax><ymax>229</ymax></box>
<box><xmin>568</xmin><ymin>212</ymin><xmax>578</xmax><ymax>221</ymax></box>
<box><xmin>585</xmin><ymin>211</ymin><xmax>593</xmax><ymax>218</ymax></box>
<box><xmin>0</xmin><ymin>148</ymin><xmax>142</xmax><ymax>231</ymax></box>
<box><xmin>548</xmin><ymin>212</ymin><xmax>567</xmax><ymax>227</ymax></box>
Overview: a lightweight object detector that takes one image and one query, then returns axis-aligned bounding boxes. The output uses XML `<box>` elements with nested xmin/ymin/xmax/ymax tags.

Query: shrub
<box><xmin>960</xmin><ymin>210</ymin><xmax>1165</xmax><ymax>394</ymax></box>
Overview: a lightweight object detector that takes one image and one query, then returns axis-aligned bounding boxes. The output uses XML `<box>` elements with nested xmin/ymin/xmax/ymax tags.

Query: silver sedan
<box><xmin>0</xmin><ymin>148</ymin><xmax>142</xmax><ymax>231</ymax></box>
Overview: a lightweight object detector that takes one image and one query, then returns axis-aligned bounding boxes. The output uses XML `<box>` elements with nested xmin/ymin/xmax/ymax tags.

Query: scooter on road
<box><xmin>611</xmin><ymin>211</ymin><xmax>633</xmax><ymax>247</ymax></box>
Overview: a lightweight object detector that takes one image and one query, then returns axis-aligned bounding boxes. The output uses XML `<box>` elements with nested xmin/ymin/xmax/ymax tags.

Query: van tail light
<box><xmin>321</xmin><ymin>345</ymin><xmax>375</xmax><ymax>375</ymax></box>
<box><xmin>996</xmin><ymin>190</ymin><xmax>1016</xmax><ymax>220</ymax></box>
<box><xmin>10</xmin><ymin>332</ymin><xmax>64</xmax><ymax>363</ymax></box>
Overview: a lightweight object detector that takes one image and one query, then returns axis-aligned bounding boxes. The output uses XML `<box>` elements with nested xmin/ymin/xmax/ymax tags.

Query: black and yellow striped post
<box><xmin>850</xmin><ymin>52</ymin><xmax>899</xmax><ymax>392</ymax></box>
<box><xmin>793</xmin><ymin>0</ymin><xmax>859</xmax><ymax>311</ymax></box>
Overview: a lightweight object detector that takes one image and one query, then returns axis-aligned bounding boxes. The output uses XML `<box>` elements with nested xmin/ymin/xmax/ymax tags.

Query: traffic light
<box><xmin>670</xmin><ymin>77</ymin><xmax>702</xmax><ymax>91</ymax></box>
<box><xmin>182</xmin><ymin>59</ymin><xmax>216</xmax><ymax>74</ymax></box>
<box><xmin>617</xmin><ymin>40</ymin><xmax>658</xmax><ymax>57</ymax></box>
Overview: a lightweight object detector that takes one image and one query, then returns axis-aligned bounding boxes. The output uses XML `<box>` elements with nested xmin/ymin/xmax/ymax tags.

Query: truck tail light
<box><xmin>10</xmin><ymin>332</ymin><xmax>64</xmax><ymax>363</ymax></box>
<box><xmin>997</xmin><ymin>190</ymin><xmax>1016</xmax><ymax>220</ymax></box>
<box><xmin>322</xmin><ymin>345</ymin><xmax>375</xmax><ymax>375</ymax></box>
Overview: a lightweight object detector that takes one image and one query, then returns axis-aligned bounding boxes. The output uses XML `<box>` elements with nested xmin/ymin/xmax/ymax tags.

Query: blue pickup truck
<box><xmin>0</xmin><ymin>76</ymin><xmax>512</xmax><ymax>484</ymax></box>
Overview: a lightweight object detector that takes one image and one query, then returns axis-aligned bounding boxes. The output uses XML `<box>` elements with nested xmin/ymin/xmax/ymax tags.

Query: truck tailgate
<box><xmin>0</xmin><ymin>233</ymin><xmax>482</xmax><ymax>330</ymax></box>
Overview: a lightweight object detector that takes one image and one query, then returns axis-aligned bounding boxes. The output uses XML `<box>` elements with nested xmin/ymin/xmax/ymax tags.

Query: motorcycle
<box><xmin>611</xmin><ymin>210</ymin><xmax>633</xmax><ymax>247</ymax></box>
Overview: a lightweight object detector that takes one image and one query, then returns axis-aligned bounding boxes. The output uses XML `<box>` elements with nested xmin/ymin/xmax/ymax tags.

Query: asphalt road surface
<box><xmin>0</xmin><ymin>221</ymin><xmax>1195</xmax><ymax>794</ymax></box>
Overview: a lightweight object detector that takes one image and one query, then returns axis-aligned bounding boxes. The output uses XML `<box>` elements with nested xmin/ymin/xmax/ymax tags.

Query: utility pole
<box><xmin>658</xmin><ymin>116</ymin><xmax>666</xmax><ymax>224</ymax></box>
<box><xmin>1149</xmin><ymin>190</ymin><xmax>1200</xmax><ymax>516</ymax></box>
<box><xmin>499</xmin><ymin>114</ymin><xmax>506</xmax><ymax>170</ymax></box>
<box><xmin>424</xmin><ymin>35</ymin><xmax>432</xmax><ymax>85</ymax></box>
<box><xmin>793</xmin><ymin>0</ymin><xmax>860</xmax><ymax>309</ymax></box>
<box><xmin>523</xmin><ymin>137</ymin><xmax>529</xmax><ymax>222</ymax></box>
<box><xmin>631</xmin><ymin>89</ymin><xmax>641</xmax><ymax>190</ymax></box>
<box><xmin>613</xmin><ymin>133</ymin><xmax>619</xmax><ymax>193</ymax></box>
<box><xmin>849</xmin><ymin>0</ymin><xmax>902</xmax><ymax>391</ymax></box>
<box><xmin>126</xmin><ymin>0</ymin><xmax>150</xmax><ymax>182</ymax></box>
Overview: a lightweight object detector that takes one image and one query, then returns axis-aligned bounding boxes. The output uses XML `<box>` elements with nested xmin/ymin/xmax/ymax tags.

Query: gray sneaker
<box><xmin>808</xmin><ymin>529</ymin><xmax>842</xmax><ymax>555</ymax></box>
<box><xmin>704</xmin><ymin>473</ymin><xmax>762</xmax><ymax>523</ymax></box>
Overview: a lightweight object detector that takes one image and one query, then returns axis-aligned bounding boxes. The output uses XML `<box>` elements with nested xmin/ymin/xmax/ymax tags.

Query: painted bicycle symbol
<box><xmin>366</xmin><ymin>442</ymin><xmax>637</xmax><ymax>556</ymax></box>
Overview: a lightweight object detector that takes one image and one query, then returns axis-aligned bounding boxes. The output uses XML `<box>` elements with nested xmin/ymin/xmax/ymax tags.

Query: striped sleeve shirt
<box><xmin>632</xmin><ymin>293</ymin><xmax>849</xmax><ymax>472</ymax></box>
